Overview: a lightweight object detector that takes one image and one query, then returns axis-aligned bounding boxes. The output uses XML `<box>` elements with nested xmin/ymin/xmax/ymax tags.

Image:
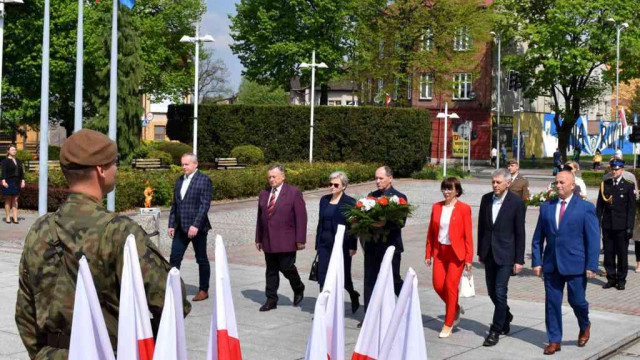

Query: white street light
<box><xmin>299</xmin><ymin>49</ymin><xmax>328</xmax><ymax>163</ymax></box>
<box><xmin>0</xmin><ymin>0</ymin><xmax>24</xmax><ymax>125</ymax></box>
<box><xmin>491</xmin><ymin>31</ymin><xmax>502</xmax><ymax>169</ymax></box>
<box><xmin>437</xmin><ymin>102</ymin><xmax>459</xmax><ymax>177</ymax></box>
<box><xmin>607</xmin><ymin>18</ymin><xmax>629</xmax><ymax>151</ymax></box>
<box><xmin>180</xmin><ymin>23</ymin><xmax>214</xmax><ymax>156</ymax></box>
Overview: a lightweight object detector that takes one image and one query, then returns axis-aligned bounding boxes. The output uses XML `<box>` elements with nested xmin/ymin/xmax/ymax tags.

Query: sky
<box><xmin>201</xmin><ymin>0</ymin><xmax>244</xmax><ymax>94</ymax></box>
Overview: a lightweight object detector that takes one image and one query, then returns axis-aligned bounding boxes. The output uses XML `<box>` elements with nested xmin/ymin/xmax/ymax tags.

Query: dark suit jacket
<box><xmin>168</xmin><ymin>170</ymin><xmax>213</xmax><ymax>233</ymax></box>
<box><xmin>596</xmin><ymin>177</ymin><xmax>636</xmax><ymax>231</ymax></box>
<box><xmin>255</xmin><ymin>182</ymin><xmax>308</xmax><ymax>253</ymax></box>
<box><xmin>477</xmin><ymin>191</ymin><xmax>526</xmax><ymax>266</ymax></box>
<box><xmin>315</xmin><ymin>193</ymin><xmax>357</xmax><ymax>251</ymax></box>
<box><xmin>532</xmin><ymin>197</ymin><xmax>600</xmax><ymax>275</ymax></box>
<box><xmin>368</xmin><ymin>186</ymin><xmax>407</xmax><ymax>253</ymax></box>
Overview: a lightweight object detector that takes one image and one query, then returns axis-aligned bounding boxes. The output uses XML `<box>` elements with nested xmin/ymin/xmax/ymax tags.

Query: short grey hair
<box><xmin>378</xmin><ymin>166</ymin><xmax>393</xmax><ymax>177</ymax></box>
<box><xmin>268</xmin><ymin>164</ymin><xmax>285</xmax><ymax>174</ymax></box>
<box><xmin>329</xmin><ymin>171</ymin><xmax>349</xmax><ymax>188</ymax></box>
<box><xmin>182</xmin><ymin>152</ymin><xmax>198</xmax><ymax>163</ymax></box>
<box><xmin>492</xmin><ymin>169</ymin><xmax>509</xmax><ymax>180</ymax></box>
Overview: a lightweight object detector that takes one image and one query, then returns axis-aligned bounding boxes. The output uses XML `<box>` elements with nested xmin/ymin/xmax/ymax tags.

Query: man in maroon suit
<box><xmin>255</xmin><ymin>164</ymin><xmax>308</xmax><ymax>311</ymax></box>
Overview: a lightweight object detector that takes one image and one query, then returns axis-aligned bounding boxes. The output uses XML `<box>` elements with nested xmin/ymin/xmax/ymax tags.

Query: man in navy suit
<box><xmin>255</xmin><ymin>164</ymin><xmax>307</xmax><ymax>311</ymax></box>
<box><xmin>478</xmin><ymin>169</ymin><xmax>525</xmax><ymax>346</ymax></box>
<box><xmin>168</xmin><ymin>153</ymin><xmax>213</xmax><ymax>302</ymax></box>
<box><xmin>532</xmin><ymin>170</ymin><xmax>600</xmax><ymax>355</ymax></box>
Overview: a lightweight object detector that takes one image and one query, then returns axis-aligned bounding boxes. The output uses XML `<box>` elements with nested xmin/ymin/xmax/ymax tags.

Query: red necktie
<box><xmin>559</xmin><ymin>200</ymin><xmax>566</xmax><ymax>225</ymax></box>
<box><xmin>267</xmin><ymin>188</ymin><xmax>277</xmax><ymax>216</ymax></box>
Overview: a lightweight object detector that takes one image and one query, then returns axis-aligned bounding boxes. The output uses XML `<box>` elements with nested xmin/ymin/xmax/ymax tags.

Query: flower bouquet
<box><xmin>525</xmin><ymin>185</ymin><xmax>558</xmax><ymax>207</ymax></box>
<box><xmin>345</xmin><ymin>195</ymin><xmax>414</xmax><ymax>243</ymax></box>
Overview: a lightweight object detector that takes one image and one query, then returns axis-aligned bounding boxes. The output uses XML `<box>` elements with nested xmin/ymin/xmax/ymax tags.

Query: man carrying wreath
<box><xmin>360</xmin><ymin>166</ymin><xmax>408</xmax><ymax>324</ymax></box>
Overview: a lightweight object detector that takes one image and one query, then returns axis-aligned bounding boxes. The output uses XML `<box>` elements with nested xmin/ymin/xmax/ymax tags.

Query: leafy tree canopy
<box><xmin>235</xmin><ymin>78</ymin><xmax>289</xmax><ymax>105</ymax></box>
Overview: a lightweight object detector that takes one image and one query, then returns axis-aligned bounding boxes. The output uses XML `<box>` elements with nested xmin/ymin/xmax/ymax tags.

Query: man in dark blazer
<box><xmin>362</xmin><ymin>166</ymin><xmax>407</xmax><ymax>320</ymax></box>
<box><xmin>596</xmin><ymin>158</ymin><xmax>635</xmax><ymax>290</ymax></box>
<box><xmin>532</xmin><ymin>170</ymin><xmax>600</xmax><ymax>355</ymax></box>
<box><xmin>168</xmin><ymin>153</ymin><xmax>213</xmax><ymax>302</ymax></box>
<box><xmin>255</xmin><ymin>164</ymin><xmax>307</xmax><ymax>311</ymax></box>
<box><xmin>477</xmin><ymin>169</ymin><xmax>525</xmax><ymax>347</ymax></box>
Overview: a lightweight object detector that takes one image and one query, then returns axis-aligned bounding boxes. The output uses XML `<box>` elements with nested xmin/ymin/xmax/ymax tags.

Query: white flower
<box><xmin>358</xmin><ymin>198</ymin><xmax>376</xmax><ymax>212</ymax></box>
<box><xmin>390</xmin><ymin>195</ymin><xmax>400</xmax><ymax>204</ymax></box>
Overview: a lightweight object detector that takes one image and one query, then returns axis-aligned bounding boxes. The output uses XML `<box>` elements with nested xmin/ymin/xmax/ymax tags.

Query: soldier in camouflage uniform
<box><xmin>15</xmin><ymin>129</ymin><xmax>191</xmax><ymax>359</ymax></box>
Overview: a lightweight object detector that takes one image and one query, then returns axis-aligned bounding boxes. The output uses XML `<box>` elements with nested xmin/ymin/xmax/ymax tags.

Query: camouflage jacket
<box><xmin>15</xmin><ymin>193</ymin><xmax>192</xmax><ymax>359</ymax></box>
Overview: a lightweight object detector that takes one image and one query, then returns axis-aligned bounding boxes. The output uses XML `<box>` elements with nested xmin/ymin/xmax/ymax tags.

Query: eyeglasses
<box><xmin>441</xmin><ymin>188</ymin><xmax>454</xmax><ymax>193</ymax></box>
<box><xmin>330</xmin><ymin>183</ymin><xmax>341</xmax><ymax>188</ymax></box>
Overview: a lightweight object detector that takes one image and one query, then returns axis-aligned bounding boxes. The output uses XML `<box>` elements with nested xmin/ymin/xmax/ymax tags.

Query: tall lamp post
<box><xmin>0</xmin><ymin>0</ymin><xmax>23</xmax><ymax>124</ymax></box>
<box><xmin>300</xmin><ymin>50</ymin><xmax>328</xmax><ymax>163</ymax></box>
<box><xmin>180</xmin><ymin>23</ymin><xmax>214</xmax><ymax>156</ymax></box>
<box><xmin>491</xmin><ymin>31</ymin><xmax>501</xmax><ymax>169</ymax></box>
<box><xmin>437</xmin><ymin>102</ymin><xmax>459</xmax><ymax>177</ymax></box>
<box><xmin>607</xmin><ymin>18</ymin><xmax>629</xmax><ymax>151</ymax></box>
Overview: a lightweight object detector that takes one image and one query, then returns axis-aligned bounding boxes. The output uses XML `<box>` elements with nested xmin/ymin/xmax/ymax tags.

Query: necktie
<box><xmin>267</xmin><ymin>188</ymin><xmax>277</xmax><ymax>216</ymax></box>
<box><xmin>559</xmin><ymin>200</ymin><xmax>566</xmax><ymax>225</ymax></box>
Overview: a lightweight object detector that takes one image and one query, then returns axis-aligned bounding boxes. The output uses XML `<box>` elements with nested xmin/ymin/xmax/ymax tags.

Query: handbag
<box><xmin>459</xmin><ymin>270</ymin><xmax>475</xmax><ymax>298</ymax></box>
<box><xmin>309</xmin><ymin>254</ymin><xmax>319</xmax><ymax>281</ymax></box>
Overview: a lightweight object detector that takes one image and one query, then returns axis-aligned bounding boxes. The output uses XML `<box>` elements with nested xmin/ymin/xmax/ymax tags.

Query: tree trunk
<box><xmin>320</xmin><ymin>84</ymin><xmax>328</xmax><ymax>105</ymax></box>
<box><xmin>557</xmin><ymin>126</ymin><xmax>571</xmax><ymax>163</ymax></box>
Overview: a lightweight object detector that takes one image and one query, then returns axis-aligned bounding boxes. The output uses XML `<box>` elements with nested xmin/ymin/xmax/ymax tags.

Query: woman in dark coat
<box><xmin>315</xmin><ymin>171</ymin><xmax>360</xmax><ymax>313</ymax></box>
<box><xmin>1</xmin><ymin>145</ymin><xmax>25</xmax><ymax>224</ymax></box>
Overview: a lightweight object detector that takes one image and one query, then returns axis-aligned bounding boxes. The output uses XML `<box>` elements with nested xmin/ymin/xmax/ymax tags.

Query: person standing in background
<box><xmin>1</xmin><ymin>145</ymin><xmax>25</xmax><ymax>224</ymax></box>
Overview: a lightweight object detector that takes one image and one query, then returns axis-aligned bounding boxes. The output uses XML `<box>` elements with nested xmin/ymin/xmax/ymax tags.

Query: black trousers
<box><xmin>169</xmin><ymin>229</ymin><xmax>210</xmax><ymax>292</ymax></box>
<box><xmin>636</xmin><ymin>241</ymin><xmax>640</xmax><ymax>262</ymax></box>
<box><xmin>484</xmin><ymin>252</ymin><xmax>513</xmax><ymax>332</ymax></box>
<box><xmin>603</xmin><ymin>229</ymin><xmax>629</xmax><ymax>284</ymax></box>
<box><xmin>363</xmin><ymin>248</ymin><xmax>403</xmax><ymax>312</ymax></box>
<box><xmin>264</xmin><ymin>252</ymin><xmax>305</xmax><ymax>302</ymax></box>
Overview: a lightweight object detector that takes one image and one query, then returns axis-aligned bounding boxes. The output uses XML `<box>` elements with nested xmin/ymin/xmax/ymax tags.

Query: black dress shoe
<box><xmin>501</xmin><ymin>313</ymin><xmax>514</xmax><ymax>335</ymax></box>
<box><xmin>259</xmin><ymin>301</ymin><xmax>277</xmax><ymax>312</ymax></box>
<box><xmin>356</xmin><ymin>321</ymin><xmax>363</xmax><ymax>328</ymax></box>
<box><xmin>483</xmin><ymin>331</ymin><xmax>500</xmax><ymax>347</ymax></box>
<box><xmin>602</xmin><ymin>282</ymin><xmax>616</xmax><ymax>289</ymax></box>
<box><xmin>293</xmin><ymin>289</ymin><xmax>304</xmax><ymax>306</ymax></box>
<box><xmin>616</xmin><ymin>283</ymin><xmax>626</xmax><ymax>290</ymax></box>
<box><xmin>350</xmin><ymin>291</ymin><xmax>361</xmax><ymax>314</ymax></box>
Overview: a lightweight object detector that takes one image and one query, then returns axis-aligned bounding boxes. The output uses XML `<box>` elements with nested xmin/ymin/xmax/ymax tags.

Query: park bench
<box><xmin>215</xmin><ymin>157</ymin><xmax>245</xmax><ymax>170</ymax></box>
<box><xmin>132</xmin><ymin>158</ymin><xmax>166</xmax><ymax>171</ymax></box>
<box><xmin>26</xmin><ymin>160</ymin><xmax>60</xmax><ymax>172</ymax></box>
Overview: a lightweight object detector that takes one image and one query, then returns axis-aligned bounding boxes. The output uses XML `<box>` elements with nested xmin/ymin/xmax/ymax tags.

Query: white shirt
<box><xmin>491</xmin><ymin>148</ymin><xmax>498</xmax><ymax>157</ymax></box>
<box><xmin>492</xmin><ymin>191</ymin><xmax>508</xmax><ymax>224</ymax></box>
<box><xmin>555</xmin><ymin>194</ymin><xmax>573</xmax><ymax>228</ymax></box>
<box><xmin>575</xmin><ymin>176</ymin><xmax>587</xmax><ymax>198</ymax></box>
<box><xmin>180</xmin><ymin>170</ymin><xmax>197</xmax><ymax>200</ymax></box>
<box><xmin>266</xmin><ymin>183</ymin><xmax>284</xmax><ymax>206</ymax></box>
<box><xmin>438</xmin><ymin>204</ymin><xmax>455</xmax><ymax>245</ymax></box>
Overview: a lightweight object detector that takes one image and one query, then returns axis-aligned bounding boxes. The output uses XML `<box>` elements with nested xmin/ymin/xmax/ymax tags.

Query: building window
<box><xmin>346</xmin><ymin>100</ymin><xmax>358</xmax><ymax>106</ymax></box>
<box><xmin>328</xmin><ymin>100</ymin><xmax>342</xmax><ymax>106</ymax></box>
<box><xmin>453</xmin><ymin>26</ymin><xmax>472</xmax><ymax>51</ymax></box>
<box><xmin>407</xmin><ymin>74</ymin><xmax>413</xmax><ymax>100</ymax></box>
<box><xmin>453</xmin><ymin>73</ymin><xmax>473</xmax><ymax>100</ymax></box>
<box><xmin>378</xmin><ymin>79</ymin><xmax>384</xmax><ymax>91</ymax></box>
<box><xmin>154</xmin><ymin>125</ymin><xmax>166</xmax><ymax>141</ymax></box>
<box><xmin>420</xmin><ymin>28</ymin><xmax>434</xmax><ymax>51</ymax></box>
<box><xmin>419</xmin><ymin>73</ymin><xmax>434</xmax><ymax>100</ymax></box>
<box><xmin>393</xmin><ymin>77</ymin><xmax>399</xmax><ymax>100</ymax></box>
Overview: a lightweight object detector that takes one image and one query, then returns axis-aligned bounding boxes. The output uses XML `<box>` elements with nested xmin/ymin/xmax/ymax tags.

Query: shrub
<box><xmin>3</xmin><ymin>184</ymin><xmax>69</xmax><ymax>212</ymax></box>
<box><xmin>15</xmin><ymin>149</ymin><xmax>34</xmax><ymax>163</ymax></box>
<box><xmin>48</xmin><ymin>146</ymin><xmax>61</xmax><ymax>161</ymax></box>
<box><xmin>411</xmin><ymin>163</ymin><xmax>470</xmax><ymax>180</ymax></box>
<box><xmin>147</xmin><ymin>150</ymin><xmax>173</xmax><ymax>166</ymax></box>
<box><xmin>153</xmin><ymin>142</ymin><xmax>193</xmax><ymax>165</ymax></box>
<box><xmin>231</xmin><ymin>145</ymin><xmax>264</xmax><ymax>165</ymax></box>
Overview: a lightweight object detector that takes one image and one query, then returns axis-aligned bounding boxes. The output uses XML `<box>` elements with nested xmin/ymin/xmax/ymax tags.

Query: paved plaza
<box><xmin>1</xmin><ymin>175</ymin><xmax>640</xmax><ymax>359</ymax></box>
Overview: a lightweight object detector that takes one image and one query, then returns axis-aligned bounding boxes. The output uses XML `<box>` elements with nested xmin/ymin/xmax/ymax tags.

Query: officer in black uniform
<box><xmin>596</xmin><ymin>158</ymin><xmax>636</xmax><ymax>290</ymax></box>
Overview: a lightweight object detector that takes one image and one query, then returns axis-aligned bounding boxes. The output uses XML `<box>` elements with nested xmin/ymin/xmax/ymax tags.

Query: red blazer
<box><xmin>255</xmin><ymin>182</ymin><xmax>308</xmax><ymax>253</ymax></box>
<box><xmin>425</xmin><ymin>200</ymin><xmax>474</xmax><ymax>264</ymax></box>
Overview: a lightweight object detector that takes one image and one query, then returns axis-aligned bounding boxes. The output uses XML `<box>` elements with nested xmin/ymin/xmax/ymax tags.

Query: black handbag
<box><xmin>309</xmin><ymin>254</ymin><xmax>319</xmax><ymax>281</ymax></box>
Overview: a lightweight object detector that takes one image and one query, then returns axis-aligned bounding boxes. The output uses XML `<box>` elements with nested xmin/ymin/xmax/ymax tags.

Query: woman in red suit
<box><xmin>425</xmin><ymin>177</ymin><xmax>473</xmax><ymax>338</ymax></box>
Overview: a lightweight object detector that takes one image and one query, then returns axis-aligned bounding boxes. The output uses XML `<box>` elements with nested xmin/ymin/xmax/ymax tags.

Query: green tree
<box><xmin>631</xmin><ymin>85</ymin><xmax>640</xmax><ymax>117</ymax></box>
<box><xmin>235</xmin><ymin>79</ymin><xmax>289</xmax><ymax>105</ymax></box>
<box><xmin>495</xmin><ymin>0</ymin><xmax>640</xmax><ymax>158</ymax></box>
<box><xmin>229</xmin><ymin>0</ymin><xmax>352</xmax><ymax>104</ymax></box>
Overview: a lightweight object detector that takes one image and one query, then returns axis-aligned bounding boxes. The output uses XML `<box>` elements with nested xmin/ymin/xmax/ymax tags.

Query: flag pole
<box><xmin>74</xmin><ymin>0</ymin><xmax>83</xmax><ymax>132</ymax></box>
<box><xmin>38</xmin><ymin>0</ymin><xmax>51</xmax><ymax>216</ymax></box>
<box><xmin>107</xmin><ymin>0</ymin><xmax>118</xmax><ymax>212</ymax></box>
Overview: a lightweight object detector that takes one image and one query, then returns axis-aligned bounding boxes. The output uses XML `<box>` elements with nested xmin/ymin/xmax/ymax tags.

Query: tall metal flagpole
<box><xmin>193</xmin><ymin>22</ymin><xmax>200</xmax><ymax>155</ymax></box>
<box><xmin>496</xmin><ymin>35</ymin><xmax>501</xmax><ymax>169</ymax></box>
<box><xmin>309</xmin><ymin>50</ymin><xmax>316</xmax><ymax>163</ymax></box>
<box><xmin>107</xmin><ymin>0</ymin><xmax>118</xmax><ymax>211</ymax></box>
<box><xmin>443</xmin><ymin>102</ymin><xmax>448</xmax><ymax>177</ymax></box>
<box><xmin>74</xmin><ymin>0</ymin><xmax>83</xmax><ymax>132</ymax></box>
<box><xmin>38</xmin><ymin>0</ymin><xmax>51</xmax><ymax>215</ymax></box>
<box><xmin>0</xmin><ymin>2</ymin><xmax>5</xmax><ymax>124</ymax></box>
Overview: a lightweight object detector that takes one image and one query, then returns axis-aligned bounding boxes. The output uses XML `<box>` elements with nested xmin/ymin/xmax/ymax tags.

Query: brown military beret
<box><xmin>60</xmin><ymin>129</ymin><xmax>117</xmax><ymax>167</ymax></box>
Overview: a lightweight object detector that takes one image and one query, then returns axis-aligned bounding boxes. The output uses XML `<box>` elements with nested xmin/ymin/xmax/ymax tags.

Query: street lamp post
<box><xmin>491</xmin><ymin>31</ymin><xmax>501</xmax><ymax>169</ymax></box>
<box><xmin>300</xmin><ymin>50</ymin><xmax>328</xmax><ymax>163</ymax></box>
<box><xmin>607</xmin><ymin>18</ymin><xmax>629</xmax><ymax>151</ymax></box>
<box><xmin>0</xmin><ymin>0</ymin><xmax>24</xmax><ymax>124</ymax></box>
<box><xmin>180</xmin><ymin>23</ymin><xmax>214</xmax><ymax>156</ymax></box>
<box><xmin>437</xmin><ymin>102</ymin><xmax>459</xmax><ymax>177</ymax></box>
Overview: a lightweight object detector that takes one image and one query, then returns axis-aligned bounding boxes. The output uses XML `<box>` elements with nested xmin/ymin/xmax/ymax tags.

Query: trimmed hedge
<box><xmin>231</xmin><ymin>145</ymin><xmax>264</xmax><ymax>165</ymax></box>
<box><xmin>167</xmin><ymin>104</ymin><xmax>431</xmax><ymax>176</ymax></box>
<box><xmin>411</xmin><ymin>163</ymin><xmax>470</xmax><ymax>180</ymax></box>
<box><xmin>13</xmin><ymin>162</ymin><xmax>380</xmax><ymax>212</ymax></box>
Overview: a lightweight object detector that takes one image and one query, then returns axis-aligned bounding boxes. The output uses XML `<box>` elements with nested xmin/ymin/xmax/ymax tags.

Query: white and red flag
<box><xmin>69</xmin><ymin>256</ymin><xmax>116</xmax><ymax>360</ymax></box>
<box><xmin>620</xmin><ymin>106</ymin><xmax>628</xmax><ymax>134</ymax></box>
<box><xmin>305</xmin><ymin>225</ymin><xmax>346</xmax><ymax>360</ymax></box>
<box><xmin>207</xmin><ymin>235</ymin><xmax>243</xmax><ymax>360</ymax></box>
<box><xmin>379</xmin><ymin>268</ymin><xmax>428</xmax><ymax>360</ymax></box>
<box><xmin>351</xmin><ymin>246</ymin><xmax>397</xmax><ymax>360</ymax></box>
<box><xmin>152</xmin><ymin>268</ymin><xmax>187</xmax><ymax>360</ymax></box>
<box><xmin>118</xmin><ymin>235</ymin><xmax>155</xmax><ymax>360</ymax></box>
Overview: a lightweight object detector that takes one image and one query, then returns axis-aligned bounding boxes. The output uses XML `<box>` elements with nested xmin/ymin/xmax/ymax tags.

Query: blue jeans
<box><xmin>169</xmin><ymin>229</ymin><xmax>210</xmax><ymax>292</ymax></box>
<box><xmin>484</xmin><ymin>252</ymin><xmax>513</xmax><ymax>333</ymax></box>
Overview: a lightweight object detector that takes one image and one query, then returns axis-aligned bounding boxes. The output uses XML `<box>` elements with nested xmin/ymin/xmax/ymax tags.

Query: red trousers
<box><xmin>432</xmin><ymin>243</ymin><xmax>464</xmax><ymax>326</ymax></box>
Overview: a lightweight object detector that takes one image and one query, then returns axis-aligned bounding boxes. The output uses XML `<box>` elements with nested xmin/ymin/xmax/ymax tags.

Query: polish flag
<box><xmin>152</xmin><ymin>269</ymin><xmax>187</xmax><ymax>360</ymax></box>
<box><xmin>620</xmin><ymin>107</ymin><xmax>628</xmax><ymax>133</ymax></box>
<box><xmin>379</xmin><ymin>268</ymin><xmax>428</xmax><ymax>360</ymax></box>
<box><xmin>305</xmin><ymin>225</ymin><xmax>346</xmax><ymax>360</ymax></box>
<box><xmin>207</xmin><ymin>235</ymin><xmax>243</xmax><ymax>360</ymax></box>
<box><xmin>118</xmin><ymin>235</ymin><xmax>155</xmax><ymax>360</ymax></box>
<box><xmin>69</xmin><ymin>256</ymin><xmax>116</xmax><ymax>360</ymax></box>
<box><xmin>351</xmin><ymin>246</ymin><xmax>397</xmax><ymax>360</ymax></box>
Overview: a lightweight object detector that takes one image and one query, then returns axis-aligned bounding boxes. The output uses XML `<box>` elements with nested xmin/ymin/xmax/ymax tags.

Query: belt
<box><xmin>46</xmin><ymin>332</ymin><xmax>71</xmax><ymax>349</ymax></box>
